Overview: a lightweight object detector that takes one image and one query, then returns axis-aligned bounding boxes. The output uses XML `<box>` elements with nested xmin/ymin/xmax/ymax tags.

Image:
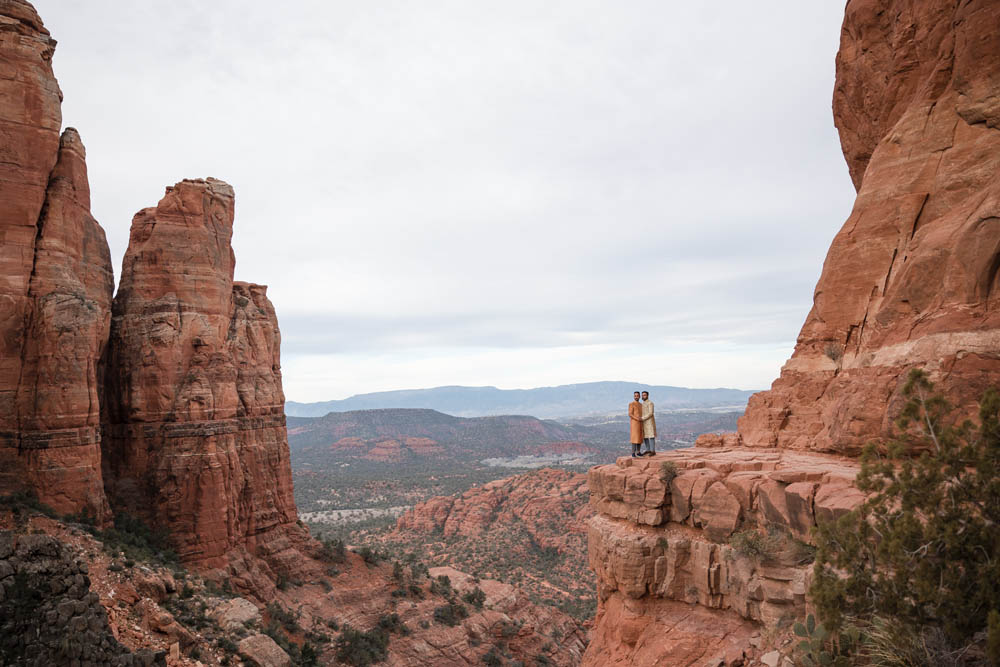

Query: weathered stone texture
<box><xmin>0</xmin><ymin>2</ymin><xmax>113</xmax><ymax>521</ymax></box>
<box><xmin>583</xmin><ymin>450</ymin><xmax>862</xmax><ymax>666</ymax></box>
<box><xmin>102</xmin><ymin>178</ymin><xmax>302</xmax><ymax>567</ymax></box>
<box><xmin>739</xmin><ymin>0</ymin><xmax>1000</xmax><ymax>455</ymax></box>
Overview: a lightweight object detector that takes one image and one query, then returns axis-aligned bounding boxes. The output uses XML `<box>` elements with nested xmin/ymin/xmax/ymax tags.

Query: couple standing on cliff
<box><xmin>628</xmin><ymin>390</ymin><xmax>656</xmax><ymax>457</ymax></box>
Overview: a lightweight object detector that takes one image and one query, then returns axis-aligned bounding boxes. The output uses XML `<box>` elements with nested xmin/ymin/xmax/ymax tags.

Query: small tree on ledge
<box><xmin>810</xmin><ymin>369</ymin><xmax>1000</xmax><ymax>658</ymax></box>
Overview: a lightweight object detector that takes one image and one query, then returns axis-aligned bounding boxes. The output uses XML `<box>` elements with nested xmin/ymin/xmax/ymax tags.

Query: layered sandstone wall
<box><xmin>0</xmin><ymin>1</ymin><xmax>113</xmax><ymax>521</ymax></box>
<box><xmin>585</xmin><ymin>0</ymin><xmax>1000</xmax><ymax>663</ymax></box>
<box><xmin>102</xmin><ymin>178</ymin><xmax>303</xmax><ymax>568</ymax></box>
<box><xmin>0</xmin><ymin>1</ymin><xmax>309</xmax><ymax>588</ymax></box>
<box><xmin>739</xmin><ymin>0</ymin><xmax>1000</xmax><ymax>454</ymax></box>
<box><xmin>583</xmin><ymin>449</ymin><xmax>861</xmax><ymax>666</ymax></box>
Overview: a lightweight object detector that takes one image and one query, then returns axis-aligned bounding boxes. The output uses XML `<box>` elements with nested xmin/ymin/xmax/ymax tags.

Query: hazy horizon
<box><xmin>287</xmin><ymin>378</ymin><xmax>764</xmax><ymax>404</ymax></box>
<box><xmin>34</xmin><ymin>1</ymin><xmax>856</xmax><ymax>401</ymax></box>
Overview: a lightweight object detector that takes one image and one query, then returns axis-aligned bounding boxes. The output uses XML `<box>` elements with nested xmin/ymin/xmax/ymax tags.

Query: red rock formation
<box><xmin>583</xmin><ymin>450</ymin><xmax>862</xmax><ymax>666</ymax></box>
<box><xmin>102</xmin><ymin>178</ymin><xmax>305</xmax><ymax>574</ymax></box>
<box><xmin>0</xmin><ymin>1</ymin><xmax>113</xmax><ymax>520</ymax></box>
<box><xmin>396</xmin><ymin>468</ymin><xmax>591</xmax><ymax>545</ymax></box>
<box><xmin>740</xmin><ymin>0</ymin><xmax>1000</xmax><ymax>454</ymax></box>
<box><xmin>389</xmin><ymin>469</ymin><xmax>596</xmax><ymax>621</ymax></box>
<box><xmin>586</xmin><ymin>3</ymin><xmax>1000</xmax><ymax>662</ymax></box>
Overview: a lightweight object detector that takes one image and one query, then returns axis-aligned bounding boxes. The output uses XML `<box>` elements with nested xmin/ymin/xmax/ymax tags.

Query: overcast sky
<box><xmin>35</xmin><ymin>1</ymin><xmax>856</xmax><ymax>402</ymax></box>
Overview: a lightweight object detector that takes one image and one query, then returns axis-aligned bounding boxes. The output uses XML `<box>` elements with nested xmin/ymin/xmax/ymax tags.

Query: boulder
<box><xmin>238</xmin><ymin>633</ymin><xmax>292</xmax><ymax>667</ymax></box>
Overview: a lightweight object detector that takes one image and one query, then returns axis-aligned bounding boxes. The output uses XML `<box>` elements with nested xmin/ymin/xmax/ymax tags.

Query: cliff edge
<box><xmin>584</xmin><ymin>0</ymin><xmax>1000</xmax><ymax>664</ymax></box>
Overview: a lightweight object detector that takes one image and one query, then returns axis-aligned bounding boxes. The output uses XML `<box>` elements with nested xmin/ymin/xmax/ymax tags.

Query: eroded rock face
<box><xmin>396</xmin><ymin>468</ymin><xmax>591</xmax><ymax>544</ymax></box>
<box><xmin>740</xmin><ymin>0</ymin><xmax>1000</xmax><ymax>454</ymax></box>
<box><xmin>582</xmin><ymin>450</ymin><xmax>862</xmax><ymax>666</ymax></box>
<box><xmin>102</xmin><ymin>178</ymin><xmax>303</xmax><ymax>568</ymax></box>
<box><xmin>0</xmin><ymin>1</ymin><xmax>113</xmax><ymax>521</ymax></box>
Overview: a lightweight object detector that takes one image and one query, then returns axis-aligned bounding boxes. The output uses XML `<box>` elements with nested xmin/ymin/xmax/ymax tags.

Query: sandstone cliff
<box><xmin>101</xmin><ymin>177</ymin><xmax>308</xmax><ymax>584</ymax></box>
<box><xmin>0</xmin><ymin>1</ymin><xmax>113</xmax><ymax>521</ymax></box>
<box><xmin>0</xmin><ymin>0</ymin><xmax>310</xmax><ymax>597</ymax></box>
<box><xmin>583</xmin><ymin>450</ymin><xmax>861</xmax><ymax>665</ymax></box>
<box><xmin>584</xmin><ymin>1</ymin><xmax>1000</xmax><ymax>664</ymax></box>
<box><xmin>740</xmin><ymin>0</ymin><xmax>1000</xmax><ymax>454</ymax></box>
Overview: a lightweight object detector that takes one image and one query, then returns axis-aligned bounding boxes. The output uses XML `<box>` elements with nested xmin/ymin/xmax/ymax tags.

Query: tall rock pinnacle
<box><xmin>0</xmin><ymin>2</ymin><xmax>113</xmax><ymax>520</ymax></box>
<box><xmin>102</xmin><ymin>178</ymin><xmax>301</xmax><ymax>566</ymax></box>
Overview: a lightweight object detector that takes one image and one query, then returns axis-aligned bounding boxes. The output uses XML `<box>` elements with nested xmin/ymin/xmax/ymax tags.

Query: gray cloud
<box><xmin>35</xmin><ymin>1</ymin><xmax>856</xmax><ymax>400</ymax></box>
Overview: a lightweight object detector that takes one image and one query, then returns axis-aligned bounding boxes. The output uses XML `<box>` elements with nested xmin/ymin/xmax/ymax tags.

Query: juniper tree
<box><xmin>811</xmin><ymin>369</ymin><xmax>1000</xmax><ymax>649</ymax></box>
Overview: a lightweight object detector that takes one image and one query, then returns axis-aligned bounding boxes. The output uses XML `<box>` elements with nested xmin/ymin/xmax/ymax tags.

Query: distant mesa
<box><xmin>286</xmin><ymin>381</ymin><xmax>758</xmax><ymax>419</ymax></box>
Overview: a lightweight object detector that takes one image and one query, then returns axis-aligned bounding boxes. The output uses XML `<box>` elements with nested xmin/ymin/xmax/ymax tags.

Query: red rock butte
<box><xmin>0</xmin><ymin>1</ymin><xmax>112</xmax><ymax>520</ymax></box>
<box><xmin>583</xmin><ymin>0</ymin><xmax>1000</xmax><ymax>664</ymax></box>
<box><xmin>102</xmin><ymin>177</ymin><xmax>304</xmax><ymax>572</ymax></box>
<box><xmin>0</xmin><ymin>0</ymin><xmax>309</xmax><ymax>593</ymax></box>
<box><xmin>739</xmin><ymin>0</ymin><xmax>1000</xmax><ymax>455</ymax></box>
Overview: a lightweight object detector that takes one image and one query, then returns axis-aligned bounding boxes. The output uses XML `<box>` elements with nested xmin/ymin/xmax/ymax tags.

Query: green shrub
<box><xmin>430</xmin><ymin>575</ymin><xmax>452</xmax><ymax>597</ymax></box>
<box><xmin>357</xmin><ymin>546</ymin><xmax>381</xmax><ymax>565</ymax></box>
<box><xmin>335</xmin><ymin>625</ymin><xmax>389</xmax><ymax>666</ymax></box>
<box><xmin>300</xmin><ymin>642</ymin><xmax>320</xmax><ymax>667</ymax></box>
<box><xmin>811</xmin><ymin>370</ymin><xmax>1000</xmax><ymax>653</ymax></box>
<box><xmin>727</xmin><ymin>528</ymin><xmax>780</xmax><ymax>561</ymax></box>
<box><xmin>320</xmin><ymin>538</ymin><xmax>347</xmax><ymax>564</ymax></box>
<box><xmin>266</xmin><ymin>601</ymin><xmax>301</xmax><ymax>633</ymax></box>
<box><xmin>433</xmin><ymin>602</ymin><xmax>469</xmax><ymax>627</ymax></box>
<box><xmin>377</xmin><ymin>613</ymin><xmax>410</xmax><ymax>636</ymax></box>
<box><xmin>462</xmin><ymin>587</ymin><xmax>486</xmax><ymax>609</ymax></box>
<box><xmin>87</xmin><ymin>512</ymin><xmax>179</xmax><ymax>566</ymax></box>
<box><xmin>482</xmin><ymin>647</ymin><xmax>503</xmax><ymax>667</ymax></box>
<box><xmin>216</xmin><ymin>637</ymin><xmax>238</xmax><ymax>655</ymax></box>
<box><xmin>793</xmin><ymin>614</ymin><xmax>856</xmax><ymax>667</ymax></box>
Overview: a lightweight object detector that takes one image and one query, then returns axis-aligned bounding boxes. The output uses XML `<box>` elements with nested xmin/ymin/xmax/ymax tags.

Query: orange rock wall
<box><xmin>740</xmin><ymin>0</ymin><xmax>1000</xmax><ymax>454</ymax></box>
<box><xmin>0</xmin><ymin>2</ymin><xmax>113</xmax><ymax>520</ymax></box>
<box><xmin>0</xmin><ymin>2</ymin><xmax>308</xmax><ymax>584</ymax></box>
<box><xmin>582</xmin><ymin>450</ymin><xmax>861</xmax><ymax>666</ymax></box>
<box><xmin>587</xmin><ymin>0</ymin><xmax>1000</xmax><ymax>663</ymax></box>
<box><xmin>102</xmin><ymin>178</ymin><xmax>302</xmax><ymax>566</ymax></box>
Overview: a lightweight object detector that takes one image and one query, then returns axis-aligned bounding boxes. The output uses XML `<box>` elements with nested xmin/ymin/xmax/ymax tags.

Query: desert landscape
<box><xmin>1</xmin><ymin>0</ymin><xmax>999</xmax><ymax>665</ymax></box>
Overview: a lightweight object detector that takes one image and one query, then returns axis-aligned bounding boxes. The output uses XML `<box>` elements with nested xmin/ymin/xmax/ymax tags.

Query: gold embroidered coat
<box><xmin>641</xmin><ymin>400</ymin><xmax>656</xmax><ymax>438</ymax></box>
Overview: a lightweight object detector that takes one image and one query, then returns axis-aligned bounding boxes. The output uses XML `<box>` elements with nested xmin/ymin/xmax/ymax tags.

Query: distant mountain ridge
<box><xmin>286</xmin><ymin>381</ymin><xmax>758</xmax><ymax>419</ymax></box>
<box><xmin>287</xmin><ymin>408</ymin><xmax>595</xmax><ymax>462</ymax></box>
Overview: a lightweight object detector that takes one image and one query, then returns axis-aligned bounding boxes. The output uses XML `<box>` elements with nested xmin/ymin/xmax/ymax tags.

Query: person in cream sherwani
<box><xmin>641</xmin><ymin>390</ymin><xmax>656</xmax><ymax>456</ymax></box>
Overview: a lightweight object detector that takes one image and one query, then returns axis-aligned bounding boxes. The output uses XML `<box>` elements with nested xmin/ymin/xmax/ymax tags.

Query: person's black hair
<box><xmin>634</xmin><ymin>390</ymin><xmax>641</xmax><ymax>395</ymax></box>
<box><xmin>641</xmin><ymin>391</ymin><xmax>649</xmax><ymax>395</ymax></box>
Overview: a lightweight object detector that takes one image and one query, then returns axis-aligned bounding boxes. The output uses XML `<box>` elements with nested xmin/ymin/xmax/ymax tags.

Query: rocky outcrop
<box><xmin>0</xmin><ymin>1</ymin><xmax>113</xmax><ymax>521</ymax></box>
<box><xmin>396</xmin><ymin>468</ymin><xmax>591</xmax><ymax>544</ymax></box>
<box><xmin>0</xmin><ymin>531</ymin><xmax>164</xmax><ymax>666</ymax></box>
<box><xmin>740</xmin><ymin>0</ymin><xmax>1000</xmax><ymax>454</ymax></box>
<box><xmin>102</xmin><ymin>178</ymin><xmax>305</xmax><ymax>572</ymax></box>
<box><xmin>583</xmin><ymin>450</ymin><xmax>862</xmax><ymax>666</ymax></box>
<box><xmin>390</xmin><ymin>469</ymin><xmax>596</xmax><ymax>617</ymax></box>
<box><xmin>587</xmin><ymin>1</ymin><xmax>1000</xmax><ymax>663</ymax></box>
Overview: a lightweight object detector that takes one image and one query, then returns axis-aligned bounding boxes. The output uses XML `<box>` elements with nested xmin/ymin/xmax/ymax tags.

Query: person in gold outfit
<box><xmin>628</xmin><ymin>391</ymin><xmax>643</xmax><ymax>457</ymax></box>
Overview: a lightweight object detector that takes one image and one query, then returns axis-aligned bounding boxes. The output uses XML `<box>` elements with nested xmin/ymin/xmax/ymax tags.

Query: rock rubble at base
<box><xmin>0</xmin><ymin>531</ymin><xmax>165</xmax><ymax>666</ymax></box>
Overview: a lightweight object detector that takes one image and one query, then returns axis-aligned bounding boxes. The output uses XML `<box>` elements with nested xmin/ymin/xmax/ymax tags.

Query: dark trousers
<box><xmin>643</xmin><ymin>437</ymin><xmax>655</xmax><ymax>452</ymax></box>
